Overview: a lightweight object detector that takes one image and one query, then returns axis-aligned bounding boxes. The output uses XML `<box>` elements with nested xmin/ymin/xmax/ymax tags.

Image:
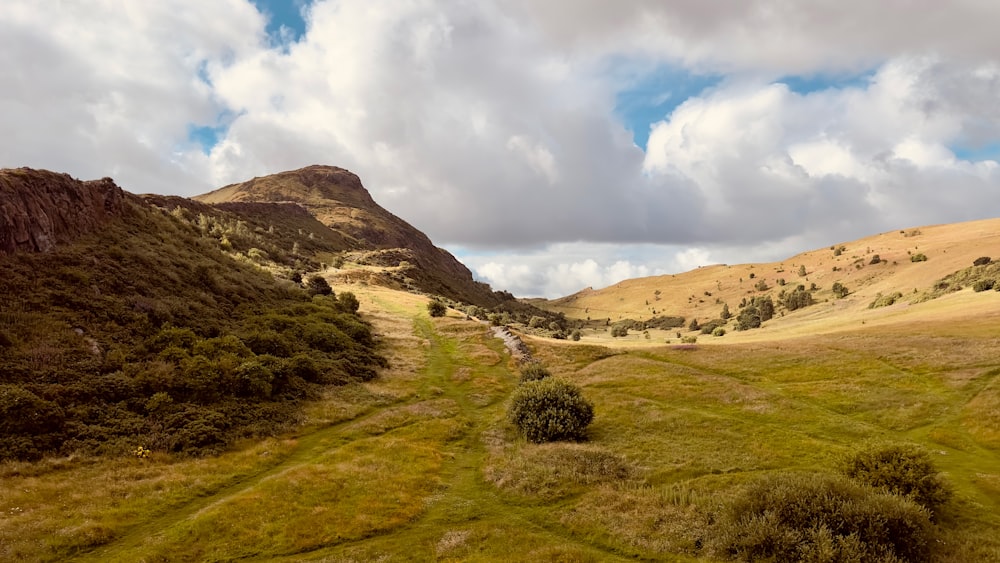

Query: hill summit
<box><xmin>196</xmin><ymin>165</ymin><xmax>506</xmax><ymax>307</ymax></box>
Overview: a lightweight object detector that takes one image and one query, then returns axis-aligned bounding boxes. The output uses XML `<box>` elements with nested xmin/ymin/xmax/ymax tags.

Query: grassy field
<box><xmin>2</xmin><ymin>282</ymin><xmax>999</xmax><ymax>561</ymax></box>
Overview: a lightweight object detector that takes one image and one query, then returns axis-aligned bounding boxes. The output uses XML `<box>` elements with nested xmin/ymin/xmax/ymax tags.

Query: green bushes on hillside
<box><xmin>0</xmin><ymin>202</ymin><xmax>384</xmax><ymax>461</ymax></box>
<box><xmin>427</xmin><ymin>299</ymin><xmax>447</xmax><ymax>317</ymax></box>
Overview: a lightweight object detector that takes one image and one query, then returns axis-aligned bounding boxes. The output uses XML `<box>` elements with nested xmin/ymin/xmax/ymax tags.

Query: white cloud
<box><xmin>6</xmin><ymin>1</ymin><xmax>1000</xmax><ymax>298</ymax></box>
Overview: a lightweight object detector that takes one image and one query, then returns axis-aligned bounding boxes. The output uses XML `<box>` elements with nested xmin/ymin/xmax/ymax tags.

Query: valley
<box><xmin>3</xmin><ymin>279</ymin><xmax>999</xmax><ymax>561</ymax></box>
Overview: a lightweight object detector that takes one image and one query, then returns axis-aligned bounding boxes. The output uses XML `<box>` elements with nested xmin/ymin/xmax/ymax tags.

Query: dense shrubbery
<box><xmin>507</xmin><ymin>378</ymin><xmax>594</xmax><ymax>443</ymax></box>
<box><xmin>519</xmin><ymin>363</ymin><xmax>551</xmax><ymax>384</ymax></box>
<box><xmin>973</xmin><ymin>279</ymin><xmax>995</xmax><ymax>292</ymax></box>
<box><xmin>716</xmin><ymin>472</ymin><xmax>933</xmax><ymax>562</ymax></box>
<box><xmin>0</xmin><ymin>202</ymin><xmax>384</xmax><ymax>461</ymax></box>
<box><xmin>736</xmin><ymin>296</ymin><xmax>774</xmax><ymax>330</ymax></box>
<box><xmin>780</xmin><ymin>286</ymin><xmax>814</xmax><ymax>311</ymax></box>
<box><xmin>842</xmin><ymin>443</ymin><xmax>952</xmax><ymax>518</ymax></box>
<box><xmin>643</xmin><ymin>315</ymin><xmax>686</xmax><ymax>329</ymax></box>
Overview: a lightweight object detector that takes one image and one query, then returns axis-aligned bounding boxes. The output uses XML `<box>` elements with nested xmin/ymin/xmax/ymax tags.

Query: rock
<box><xmin>0</xmin><ymin>168</ymin><xmax>127</xmax><ymax>255</ymax></box>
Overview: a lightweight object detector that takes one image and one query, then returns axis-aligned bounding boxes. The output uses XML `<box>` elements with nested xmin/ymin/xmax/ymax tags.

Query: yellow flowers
<box><xmin>133</xmin><ymin>445</ymin><xmax>151</xmax><ymax>459</ymax></box>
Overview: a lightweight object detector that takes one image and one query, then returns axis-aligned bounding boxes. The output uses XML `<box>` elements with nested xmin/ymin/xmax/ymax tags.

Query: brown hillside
<box><xmin>195</xmin><ymin>165</ymin><xmax>505</xmax><ymax>307</ymax></box>
<box><xmin>0</xmin><ymin>168</ymin><xmax>128</xmax><ymax>255</ymax></box>
<box><xmin>541</xmin><ymin>218</ymin><xmax>1000</xmax><ymax>339</ymax></box>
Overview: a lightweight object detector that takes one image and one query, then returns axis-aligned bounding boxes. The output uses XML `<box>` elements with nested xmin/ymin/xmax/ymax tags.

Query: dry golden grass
<box><xmin>540</xmin><ymin>217</ymin><xmax>1000</xmax><ymax>345</ymax></box>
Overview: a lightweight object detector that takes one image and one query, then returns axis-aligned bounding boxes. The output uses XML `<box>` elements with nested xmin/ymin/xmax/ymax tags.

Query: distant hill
<box><xmin>539</xmin><ymin>218</ymin><xmax>1000</xmax><ymax>339</ymax></box>
<box><xmin>195</xmin><ymin>165</ymin><xmax>507</xmax><ymax>307</ymax></box>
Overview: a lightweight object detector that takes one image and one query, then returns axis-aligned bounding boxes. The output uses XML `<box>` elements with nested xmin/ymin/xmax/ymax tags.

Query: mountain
<box><xmin>539</xmin><ymin>218</ymin><xmax>1000</xmax><ymax>339</ymax></box>
<box><xmin>0</xmin><ymin>167</ymin><xmax>384</xmax><ymax>461</ymax></box>
<box><xmin>195</xmin><ymin>165</ymin><xmax>506</xmax><ymax>307</ymax></box>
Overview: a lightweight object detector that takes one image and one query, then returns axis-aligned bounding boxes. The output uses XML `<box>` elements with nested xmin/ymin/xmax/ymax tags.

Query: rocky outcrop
<box><xmin>0</xmin><ymin>168</ymin><xmax>127</xmax><ymax>255</ymax></box>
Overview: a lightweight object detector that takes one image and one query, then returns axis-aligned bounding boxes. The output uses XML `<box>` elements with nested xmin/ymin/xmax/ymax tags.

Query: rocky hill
<box><xmin>0</xmin><ymin>168</ymin><xmax>128</xmax><ymax>254</ymax></box>
<box><xmin>195</xmin><ymin>165</ymin><xmax>505</xmax><ymax>307</ymax></box>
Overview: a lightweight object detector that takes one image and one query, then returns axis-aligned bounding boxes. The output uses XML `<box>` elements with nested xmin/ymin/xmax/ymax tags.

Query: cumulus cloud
<box><xmin>5</xmin><ymin>1</ymin><xmax>1000</xmax><ymax>297</ymax></box>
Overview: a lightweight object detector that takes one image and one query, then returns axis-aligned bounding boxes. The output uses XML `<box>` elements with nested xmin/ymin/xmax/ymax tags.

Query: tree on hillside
<box><xmin>427</xmin><ymin>299</ymin><xmax>447</xmax><ymax>317</ymax></box>
<box><xmin>306</xmin><ymin>274</ymin><xmax>333</xmax><ymax>296</ymax></box>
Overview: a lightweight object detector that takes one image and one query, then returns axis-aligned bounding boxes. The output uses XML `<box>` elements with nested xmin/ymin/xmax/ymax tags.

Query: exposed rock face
<box><xmin>0</xmin><ymin>168</ymin><xmax>127</xmax><ymax>255</ymax></box>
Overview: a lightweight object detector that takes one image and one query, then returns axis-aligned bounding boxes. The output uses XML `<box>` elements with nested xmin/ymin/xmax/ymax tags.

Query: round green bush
<box><xmin>842</xmin><ymin>443</ymin><xmax>952</xmax><ymax>517</ymax></box>
<box><xmin>427</xmin><ymin>299</ymin><xmax>447</xmax><ymax>317</ymax></box>
<box><xmin>716</xmin><ymin>472</ymin><xmax>932</xmax><ymax>562</ymax></box>
<box><xmin>507</xmin><ymin>378</ymin><xmax>594</xmax><ymax>443</ymax></box>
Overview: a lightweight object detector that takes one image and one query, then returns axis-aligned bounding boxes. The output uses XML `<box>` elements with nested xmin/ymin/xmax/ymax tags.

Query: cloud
<box><xmin>5</xmin><ymin>1</ymin><xmax>1000</xmax><ymax>298</ymax></box>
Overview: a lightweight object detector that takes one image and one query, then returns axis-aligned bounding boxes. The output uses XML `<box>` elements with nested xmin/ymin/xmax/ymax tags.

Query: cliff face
<box><xmin>0</xmin><ymin>168</ymin><xmax>127</xmax><ymax>255</ymax></box>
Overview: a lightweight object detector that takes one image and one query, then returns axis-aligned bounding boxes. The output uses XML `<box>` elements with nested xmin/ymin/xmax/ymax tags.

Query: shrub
<box><xmin>689</xmin><ymin>318</ymin><xmax>701</xmax><ymax>331</ymax></box>
<box><xmin>910</xmin><ymin>253</ymin><xmax>928</xmax><ymax>262</ymax></box>
<box><xmin>528</xmin><ymin>316</ymin><xmax>546</xmax><ymax>328</ymax></box>
<box><xmin>798</xmin><ymin>265</ymin><xmax>807</xmax><ymax>276</ymax></box>
<box><xmin>831</xmin><ymin>281</ymin><xmax>849</xmax><ymax>298</ymax></box>
<box><xmin>519</xmin><ymin>363</ymin><xmax>551</xmax><ymax>384</ymax></box>
<box><xmin>754</xmin><ymin>279</ymin><xmax>769</xmax><ymax>292</ymax></box>
<box><xmin>610</xmin><ymin>323</ymin><xmax>629</xmax><ymax>337</ymax></box>
<box><xmin>870</xmin><ymin>254</ymin><xmax>882</xmax><ymax>265</ymax></box>
<box><xmin>700</xmin><ymin>319</ymin><xmax>725</xmax><ymax>334</ymax></box>
<box><xmin>973</xmin><ymin>279</ymin><xmax>995</xmax><ymax>292</ymax></box>
<box><xmin>306</xmin><ymin>274</ymin><xmax>333</xmax><ymax>296</ymax></box>
<box><xmin>712</xmin><ymin>327</ymin><xmax>726</xmax><ymax>337</ymax></box>
<box><xmin>681</xmin><ymin>335</ymin><xmax>697</xmax><ymax>344</ymax></box>
<box><xmin>337</xmin><ymin>291</ymin><xmax>360</xmax><ymax>313</ymax></box>
<box><xmin>973</xmin><ymin>256</ymin><xmax>991</xmax><ymax>266</ymax></box>
<box><xmin>715</xmin><ymin>472</ymin><xmax>933</xmax><ymax>563</ymax></box>
<box><xmin>842</xmin><ymin>443</ymin><xmax>952</xmax><ymax>518</ymax></box>
<box><xmin>869</xmin><ymin>292</ymin><xmax>903</xmax><ymax>309</ymax></box>
<box><xmin>427</xmin><ymin>299</ymin><xmax>447</xmax><ymax>317</ymax></box>
<box><xmin>720</xmin><ymin>303</ymin><xmax>731</xmax><ymax>320</ymax></box>
<box><xmin>507</xmin><ymin>379</ymin><xmax>594</xmax><ymax>443</ymax></box>
<box><xmin>570</xmin><ymin>329</ymin><xmax>581</xmax><ymax>341</ymax></box>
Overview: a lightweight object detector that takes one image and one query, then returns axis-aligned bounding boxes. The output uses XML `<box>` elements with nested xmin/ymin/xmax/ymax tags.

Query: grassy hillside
<box><xmin>0</xmin><ymin>195</ymin><xmax>383</xmax><ymax>461</ymax></box>
<box><xmin>2</xmin><ymin>283</ymin><xmax>997</xmax><ymax>561</ymax></box>
<box><xmin>538</xmin><ymin>218</ymin><xmax>1000</xmax><ymax>343</ymax></box>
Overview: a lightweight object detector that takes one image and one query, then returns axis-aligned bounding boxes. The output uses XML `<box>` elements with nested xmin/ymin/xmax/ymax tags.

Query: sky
<box><xmin>4</xmin><ymin>1</ymin><xmax>1000</xmax><ymax>298</ymax></box>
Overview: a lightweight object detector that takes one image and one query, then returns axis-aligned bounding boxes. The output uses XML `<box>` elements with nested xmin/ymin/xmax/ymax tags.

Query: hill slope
<box><xmin>195</xmin><ymin>165</ymin><xmax>505</xmax><ymax>307</ymax></box>
<box><xmin>540</xmin><ymin>218</ymin><xmax>1000</xmax><ymax>339</ymax></box>
<box><xmin>0</xmin><ymin>168</ymin><xmax>384</xmax><ymax>461</ymax></box>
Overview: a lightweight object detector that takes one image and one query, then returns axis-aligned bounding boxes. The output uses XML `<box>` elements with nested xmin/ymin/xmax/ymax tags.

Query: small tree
<box><xmin>831</xmin><ymin>281</ymin><xmax>849</xmax><ymax>298</ymax></box>
<box><xmin>689</xmin><ymin>318</ymin><xmax>700</xmax><ymax>331</ymax></box>
<box><xmin>427</xmin><ymin>300</ymin><xmax>447</xmax><ymax>317</ymax></box>
<box><xmin>721</xmin><ymin>303</ymin><xmax>732</xmax><ymax>320</ymax></box>
<box><xmin>507</xmin><ymin>379</ymin><xmax>594</xmax><ymax>443</ymax></box>
<box><xmin>337</xmin><ymin>291</ymin><xmax>360</xmax><ymax>313</ymax></box>
<box><xmin>798</xmin><ymin>264</ymin><xmax>807</xmax><ymax>277</ymax></box>
<box><xmin>306</xmin><ymin>275</ymin><xmax>333</xmax><ymax>296</ymax></box>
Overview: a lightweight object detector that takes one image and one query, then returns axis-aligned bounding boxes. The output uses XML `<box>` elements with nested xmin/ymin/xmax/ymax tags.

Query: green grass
<box><xmin>2</xmin><ymin>286</ymin><xmax>999</xmax><ymax>561</ymax></box>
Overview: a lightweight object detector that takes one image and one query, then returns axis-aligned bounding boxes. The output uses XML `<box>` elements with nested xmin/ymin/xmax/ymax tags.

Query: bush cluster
<box><xmin>507</xmin><ymin>378</ymin><xmax>593</xmax><ymax>443</ymax></box>
<box><xmin>716</xmin><ymin>472</ymin><xmax>933</xmax><ymax>562</ymax></box>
